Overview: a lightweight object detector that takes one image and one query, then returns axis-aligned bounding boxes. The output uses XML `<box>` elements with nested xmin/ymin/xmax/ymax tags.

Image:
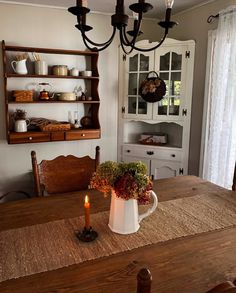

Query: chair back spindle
<box><xmin>137</xmin><ymin>268</ymin><xmax>152</xmax><ymax>293</ymax></box>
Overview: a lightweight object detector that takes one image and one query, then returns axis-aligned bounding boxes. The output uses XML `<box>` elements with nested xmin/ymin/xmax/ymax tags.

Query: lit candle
<box><xmin>84</xmin><ymin>195</ymin><xmax>90</xmax><ymax>230</ymax></box>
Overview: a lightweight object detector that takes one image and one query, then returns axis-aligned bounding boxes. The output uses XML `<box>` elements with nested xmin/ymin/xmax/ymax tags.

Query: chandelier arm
<box><xmin>80</xmin><ymin>26</ymin><xmax>116</xmax><ymax>47</ymax></box>
<box><xmin>122</xmin><ymin>17</ymin><xmax>142</xmax><ymax>46</ymax></box>
<box><xmin>119</xmin><ymin>29</ymin><xmax>135</xmax><ymax>55</ymax></box>
<box><xmin>82</xmin><ymin>32</ymin><xmax>115</xmax><ymax>52</ymax></box>
<box><xmin>131</xmin><ymin>31</ymin><xmax>168</xmax><ymax>52</ymax></box>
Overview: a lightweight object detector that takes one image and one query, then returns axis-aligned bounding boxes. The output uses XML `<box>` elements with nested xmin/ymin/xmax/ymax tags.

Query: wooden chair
<box><xmin>232</xmin><ymin>163</ymin><xmax>236</xmax><ymax>191</ymax></box>
<box><xmin>137</xmin><ymin>268</ymin><xmax>152</xmax><ymax>293</ymax></box>
<box><xmin>31</xmin><ymin>146</ymin><xmax>100</xmax><ymax>196</ymax></box>
<box><xmin>0</xmin><ymin>190</ymin><xmax>30</xmax><ymax>203</ymax></box>
<box><xmin>136</xmin><ymin>268</ymin><xmax>236</xmax><ymax>293</ymax></box>
<box><xmin>207</xmin><ymin>281</ymin><xmax>236</xmax><ymax>292</ymax></box>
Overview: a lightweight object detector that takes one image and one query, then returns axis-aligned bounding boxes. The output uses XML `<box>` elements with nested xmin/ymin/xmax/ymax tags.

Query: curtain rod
<box><xmin>207</xmin><ymin>14</ymin><xmax>219</xmax><ymax>23</ymax></box>
<box><xmin>207</xmin><ymin>7</ymin><xmax>236</xmax><ymax>23</ymax></box>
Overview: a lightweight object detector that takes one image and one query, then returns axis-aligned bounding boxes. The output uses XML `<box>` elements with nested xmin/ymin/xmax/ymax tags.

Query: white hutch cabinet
<box><xmin>118</xmin><ymin>39</ymin><xmax>195</xmax><ymax>179</ymax></box>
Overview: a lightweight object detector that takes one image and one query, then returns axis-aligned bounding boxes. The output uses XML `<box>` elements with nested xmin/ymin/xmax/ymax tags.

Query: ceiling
<box><xmin>3</xmin><ymin>0</ymin><xmax>211</xmax><ymax>18</ymax></box>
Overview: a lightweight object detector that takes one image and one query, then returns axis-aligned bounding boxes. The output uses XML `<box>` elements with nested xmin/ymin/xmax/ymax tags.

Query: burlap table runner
<box><xmin>0</xmin><ymin>193</ymin><xmax>235</xmax><ymax>282</ymax></box>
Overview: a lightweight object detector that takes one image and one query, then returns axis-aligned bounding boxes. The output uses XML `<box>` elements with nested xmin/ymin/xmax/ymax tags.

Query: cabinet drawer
<box><xmin>9</xmin><ymin>132</ymin><xmax>50</xmax><ymax>144</ymax></box>
<box><xmin>122</xmin><ymin>145</ymin><xmax>182</xmax><ymax>161</ymax></box>
<box><xmin>65</xmin><ymin>129</ymin><xmax>100</xmax><ymax>140</ymax></box>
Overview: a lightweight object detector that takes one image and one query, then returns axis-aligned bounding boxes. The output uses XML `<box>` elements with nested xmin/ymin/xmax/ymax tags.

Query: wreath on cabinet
<box><xmin>139</xmin><ymin>71</ymin><xmax>166</xmax><ymax>103</ymax></box>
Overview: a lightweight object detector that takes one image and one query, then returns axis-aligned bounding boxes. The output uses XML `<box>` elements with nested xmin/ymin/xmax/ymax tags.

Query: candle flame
<box><xmin>85</xmin><ymin>195</ymin><xmax>89</xmax><ymax>204</ymax></box>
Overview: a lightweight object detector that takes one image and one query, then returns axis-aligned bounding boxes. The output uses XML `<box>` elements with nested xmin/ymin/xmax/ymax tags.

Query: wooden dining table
<box><xmin>0</xmin><ymin>175</ymin><xmax>235</xmax><ymax>293</ymax></box>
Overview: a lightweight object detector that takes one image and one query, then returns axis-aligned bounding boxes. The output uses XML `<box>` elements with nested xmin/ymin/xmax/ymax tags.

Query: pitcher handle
<box><xmin>138</xmin><ymin>190</ymin><xmax>158</xmax><ymax>223</ymax></box>
<box><xmin>11</xmin><ymin>61</ymin><xmax>17</xmax><ymax>73</ymax></box>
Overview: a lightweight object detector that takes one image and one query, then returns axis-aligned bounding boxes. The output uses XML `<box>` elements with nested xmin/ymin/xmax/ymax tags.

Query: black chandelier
<box><xmin>68</xmin><ymin>0</ymin><xmax>177</xmax><ymax>54</ymax></box>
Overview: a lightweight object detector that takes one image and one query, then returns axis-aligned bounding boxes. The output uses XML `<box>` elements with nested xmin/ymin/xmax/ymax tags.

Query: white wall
<box><xmin>0</xmin><ymin>3</ymin><xmax>119</xmax><ymax>196</ymax></box>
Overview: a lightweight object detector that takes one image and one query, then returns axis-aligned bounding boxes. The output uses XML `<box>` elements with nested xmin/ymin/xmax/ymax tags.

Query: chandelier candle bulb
<box><xmin>165</xmin><ymin>0</ymin><xmax>174</xmax><ymax>8</ymax></box>
<box><xmin>84</xmin><ymin>195</ymin><xmax>90</xmax><ymax>230</ymax></box>
<box><xmin>77</xmin><ymin>0</ymin><xmax>87</xmax><ymax>7</ymax></box>
<box><xmin>132</xmin><ymin>12</ymin><xmax>138</xmax><ymax>20</ymax></box>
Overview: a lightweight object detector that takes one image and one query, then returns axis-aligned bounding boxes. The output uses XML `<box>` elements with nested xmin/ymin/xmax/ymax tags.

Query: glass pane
<box><xmin>160</xmin><ymin>52</ymin><xmax>170</xmax><ymax>71</ymax></box>
<box><xmin>138</xmin><ymin>72</ymin><xmax>147</xmax><ymax>88</ymax></box>
<box><xmin>138</xmin><ymin>97</ymin><xmax>147</xmax><ymax>115</ymax></box>
<box><xmin>171</xmin><ymin>52</ymin><xmax>182</xmax><ymax>70</ymax></box>
<box><xmin>159</xmin><ymin>72</ymin><xmax>169</xmax><ymax>96</ymax></box>
<box><xmin>140</xmin><ymin>54</ymin><xmax>149</xmax><ymax>71</ymax></box>
<box><xmin>128</xmin><ymin>73</ymin><xmax>137</xmax><ymax>95</ymax></box>
<box><xmin>158</xmin><ymin>98</ymin><xmax>168</xmax><ymax>115</ymax></box>
<box><xmin>170</xmin><ymin>72</ymin><xmax>181</xmax><ymax>95</ymax></box>
<box><xmin>129</xmin><ymin>54</ymin><xmax>138</xmax><ymax>71</ymax></box>
<box><xmin>128</xmin><ymin>96</ymin><xmax>137</xmax><ymax>114</ymax></box>
<box><xmin>169</xmin><ymin>97</ymin><xmax>180</xmax><ymax>116</ymax></box>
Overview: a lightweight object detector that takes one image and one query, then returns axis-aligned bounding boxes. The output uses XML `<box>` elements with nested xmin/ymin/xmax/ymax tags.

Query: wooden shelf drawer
<box><xmin>50</xmin><ymin>132</ymin><xmax>65</xmax><ymax>141</ymax></box>
<box><xmin>65</xmin><ymin>129</ymin><xmax>100</xmax><ymax>140</ymax></box>
<box><xmin>9</xmin><ymin>132</ymin><xmax>50</xmax><ymax>144</ymax></box>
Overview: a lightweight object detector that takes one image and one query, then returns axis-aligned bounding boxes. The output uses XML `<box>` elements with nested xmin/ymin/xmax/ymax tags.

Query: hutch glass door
<box><xmin>153</xmin><ymin>46</ymin><xmax>187</xmax><ymax>121</ymax></box>
<box><xmin>124</xmin><ymin>51</ymin><xmax>154</xmax><ymax>119</ymax></box>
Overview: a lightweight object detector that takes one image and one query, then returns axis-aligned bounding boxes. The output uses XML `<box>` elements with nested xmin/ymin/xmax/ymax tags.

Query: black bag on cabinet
<box><xmin>139</xmin><ymin>71</ymin><xmax>166</xmax><ymax>103</ymax></box>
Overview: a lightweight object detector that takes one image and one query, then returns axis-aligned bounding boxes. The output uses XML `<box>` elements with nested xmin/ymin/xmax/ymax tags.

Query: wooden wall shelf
<box><xmin>9</xmin><ymin>129</ymin><xmax>101</xmax><ymax>144</ymax></box>
<box><xmin>2</xmin><ymin>40</ymin><xmax>101</xmax><ymax>144</ymax></box>
<box><xmin>8</xmin><ymin>101</ymin><xmax>100</xmax><ymax>104</ymax></box>
<box><xmin>6</xmin><ymin>74</ymin><xmax>99</xmax><ymax>80</ymax></box>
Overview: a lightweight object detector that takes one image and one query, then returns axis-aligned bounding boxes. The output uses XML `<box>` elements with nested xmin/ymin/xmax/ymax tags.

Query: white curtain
<box><xmin>202</xmin><ymin>6</ymin><xmax>236</xmax><ymax>189</ymax></box>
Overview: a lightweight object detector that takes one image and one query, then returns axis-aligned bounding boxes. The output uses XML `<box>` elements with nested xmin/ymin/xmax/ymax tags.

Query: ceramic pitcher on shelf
<box><xmin>11</xmin><ymin>59</ymin><xmax>28</xmax><ymax>75</ymax></box>
<box><xmin>108</xmin><ymin>190</ymin><xmax>158</xmax><ymax>234</ymax></box>
<box><xmin>14</xmin><ymin>119</ymin><xmax>30</xmax><ymax>133</ymax></box>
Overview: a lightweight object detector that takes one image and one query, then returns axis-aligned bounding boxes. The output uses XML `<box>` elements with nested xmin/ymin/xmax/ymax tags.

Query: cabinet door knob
<box><xmin>28</xmin><ymin>136</ymin><xmax>33</xmax><ymax>140</ymax></box>
<box><xmin>126</xmin><ymin>150</ymin><xmax>131</xmax><ymax>153</ymax></box>
<box><xmin>147</xmin><ymin>151</ymin><xmax>154</xmax><ymax>155</ymax></box>
<box><xmin>81</xmin><ymin>133</ymin><xmax>85</xmax><ymax>137</ymax></box>
<box><xmin>171</xmin><ymin>154</ymin><xmax>176</xmax><ymax>157</ymax></box>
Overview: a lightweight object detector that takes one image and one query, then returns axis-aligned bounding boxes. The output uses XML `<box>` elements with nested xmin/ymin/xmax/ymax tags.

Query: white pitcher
<box><xmin>108</xmin><ymin>190</ymin><xmax>158</xmax><ymax>234</ymax></box>
<box><xmin>14</xmin><ymin>119</ymin><xmax>29</xmax><ymax>132</ymax></box>
<box><xmin>11</xmin><ymin>59</ymin><xmax>28</xmax><ymax>74</ymax></box>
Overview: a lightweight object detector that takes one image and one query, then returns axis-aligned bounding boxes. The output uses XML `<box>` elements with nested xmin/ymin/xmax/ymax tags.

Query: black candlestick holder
<box><xmin>75</xmin><ymin>226</ymin><xmax>98</xmax><ymax>242</ymax></box>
